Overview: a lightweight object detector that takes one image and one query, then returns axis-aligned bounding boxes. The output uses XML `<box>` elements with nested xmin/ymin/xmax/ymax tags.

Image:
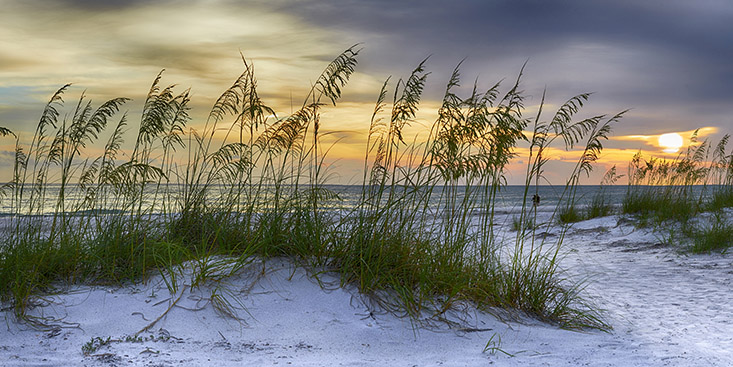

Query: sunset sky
<box><xmin>1</xmin><ymin>0</ymin><xmax>731</xmax><ymax>184</ymax></box>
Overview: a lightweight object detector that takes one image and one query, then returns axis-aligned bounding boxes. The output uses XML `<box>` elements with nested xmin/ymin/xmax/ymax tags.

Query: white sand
<box><xmin>1</xmin><ymin>215</ymin><xmax>732</xmax><ymax>366</ymax></box>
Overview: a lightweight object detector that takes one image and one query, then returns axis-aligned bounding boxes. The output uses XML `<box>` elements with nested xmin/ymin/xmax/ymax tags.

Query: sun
<box><xmin>658</xmin><ymin>133</ymin><xmax>684</xmax><ymax>153</ymax></box>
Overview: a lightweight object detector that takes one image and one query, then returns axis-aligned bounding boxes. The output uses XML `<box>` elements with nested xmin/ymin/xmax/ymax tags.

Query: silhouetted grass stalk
<box><xmin>0</xmin><ymin>48</ymin><xmax>618</xmax><ymax>331</ymax></box>
<box><xmin>622</xmin><ymin>131</ymin><xmax>733</xmax><ymax>252</ymax></box>
<box><xmin>624</xmin><ymin>132</ymin><xmax>733</xmax><ymax>223</ymax></box>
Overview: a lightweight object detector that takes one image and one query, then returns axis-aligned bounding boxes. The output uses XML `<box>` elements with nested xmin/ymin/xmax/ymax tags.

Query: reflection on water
<box><xmin>0</xmin><ymin>184</ymin><xmax>643</xmax><ymax>217</ymax></box>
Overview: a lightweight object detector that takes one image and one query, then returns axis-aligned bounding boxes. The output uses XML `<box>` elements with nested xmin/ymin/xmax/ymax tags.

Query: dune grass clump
<box><xmin>584</xmin><ymin>166</ymin><xmax>621</xmax><ymax>220</ymax></box>
<box><xmin>500</xmin><ymin>87</ymin><xmax>622</xmax><ymax>328</ymax></box>
<box><xmin>557</xmin><ymin>166</ymin><xmax>620</xmax><ymax>225</ymax></box>
<box><xmin>623</xmin><ymin>133</ymin><xmax>710</xmax><ymax>225</ymax></box>
<box><xmin>705</xmin><ymin>135</ymin><xmax>733</xmax><ymax>212</ymax></box>
<box><xmin>706</xmin><ymin>187</ymin><xmax>733</xmax><ymax>212</ymax></box>
<box><xmin>623</xmin><ymin>132</ymin><xmax>733</xmax><ymax>222</ymax></box>
<box><xmin>558</xmin><ymin>205</ymin><xmax>584</xmax><ymax>224</ymax></box>
<box><xmin>621</xmin><ymin>132</ymin><xmax>733</xmax><ymax>251</ymax></box>
<box><xmin>586</xmin><ymin>195</ymin><xmax>613</xmax><ymax>219</ymax></box>
<box><xmin>0</xmin><ymin>48</ymin><xmax>621</xmax><ymax>331</ymax></box>
<box><xmin>512</xmin><ymin>215</ymin><xmax>534</xmax><ymax>232</ymax></box>
<box><xmin>684</xmin><ymin>214</ymin><xmax>733</xmax><ymax>253</ymax></box>
<box><xmin>622</xmin><ymin>133</ymin><xmax>733</xmax><ymax>219</ymax></box>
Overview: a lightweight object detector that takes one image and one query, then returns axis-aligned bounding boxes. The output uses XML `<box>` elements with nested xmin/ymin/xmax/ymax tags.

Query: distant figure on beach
<box><xmin>532</xmin><ymin>194</ymin><xmax>540</xmax><ymax>207</ymax></box>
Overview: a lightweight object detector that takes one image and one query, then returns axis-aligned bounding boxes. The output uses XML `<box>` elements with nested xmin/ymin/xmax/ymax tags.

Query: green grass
<box><xmin>512</xmin><ymin>215</ymin><xmax>535</xmax><ymax>232</ymax></box>
<box><xmin>622</xmin><ymin>188</ymin><xmax>698</xmax><ymax>225</ymax></box>
<box><xmin>585</xmin><ymin>167</ymin><xmax>621</xmax><ymax>220</ymax></box>
<box><xmin>556</xmin><ymin>198</ymin><xmax>614</xmax><ymax>224</ymax></box>
<box><xmin>688</xmin><ymin>217</ymin><xmax>733</xmax><ymax>253</ymax></box>
<box><xmin>556</xmin><ymin>166</ymin><xmax>619</xmax><ymax>224</ymax></box>
<box><xmin>558</xmin><ymin>204</ymin><xmax>584</xmax><ymax>224</ymax></box>
<box><xmin>585</xmin><ymin>194</ymin><xmax>614</xmax><ymax>219</ymax></box>
<box><xmin>0</xmin><ymin>48</ymin><xmax>625</xmax><ymax>332</ymax></box>
<box><xmin>706</xmin><ymin>187</ymin><xmax>733</xmax><ymax>212</ymax></box>
<box><xmin>556</xmin><ymin>196</ymin><xmax>614</xmax><ymax>224</ymax></box>
<box><xmin>622</xmin><ymin>132</ymin><xmax>733</xmax><ymax>223</ymax></box>
<box><xmin>667</xmin><ymin>211</ymin><xmax>733</xmax><ymax>254</ymax></box>
<box><xmin>620</xmin><ymin>133</ymin><xmax>733</xmax><ymax>251</ymax></box>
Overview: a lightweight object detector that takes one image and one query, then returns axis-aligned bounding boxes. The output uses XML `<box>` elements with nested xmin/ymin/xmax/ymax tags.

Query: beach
<box><xmin>2</xmin><ymin>1</ymin><xmax>732</xmax><ymax>363</ymax></box>
<box><xmin>2</xmin><ymin>212</ymin><xmax>731</xmax><ymax>367</ymax></box>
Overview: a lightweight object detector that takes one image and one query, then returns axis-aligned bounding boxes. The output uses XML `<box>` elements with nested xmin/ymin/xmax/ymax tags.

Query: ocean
<box><xmin>3</xmin><ymin>182</ymin><xmax>722</xmax><ymax>219</ymax></box>
<box><xmin>0</xmin><ymin>184</ymin><xmax>637</xmax><ymax>217</ymax></box>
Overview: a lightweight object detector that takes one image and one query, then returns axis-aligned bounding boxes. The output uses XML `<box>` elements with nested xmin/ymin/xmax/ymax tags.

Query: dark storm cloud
<box><xmin>267</xmin><ymin>0</ymin><xmax>733</xmax><ymax>132</ymax></box>
<box><xmin>271</xmin><ymin>0</ymin><xmax>732</xmax><ymax>66</ymax></box>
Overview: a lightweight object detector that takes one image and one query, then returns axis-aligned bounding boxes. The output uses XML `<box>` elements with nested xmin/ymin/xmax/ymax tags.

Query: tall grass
<box><xmin>622</xmin><ymin>131</ymin><xmax>733</xmax><ymax>251</ymax></box>
<box><xmin>558</xmin><ymin>165</ymin><xmax>622</xmax><ymax>224</ymax></box>
<box><xmin>586</xmin><ymin>166</ymin><xmax>622</xmax><ymax>219</ymax></box>
<box><xmin>0</xmin><ymin>48</ymin><xmax>616</xmax><ymax>330</ymax></box>
<box><xmin>623</xmin><ymin>132</ymin><xmax>733</xmax><ymax>223</ymax></box>
<box><xmin>507</xmin><ymin>90</ymin><xmax>622</xmax><ymax>328</ymax></box>
<box><xmin>684</xmin><ymin>213</ymin><xmax>733</xmax><ymax>253</ymax></box>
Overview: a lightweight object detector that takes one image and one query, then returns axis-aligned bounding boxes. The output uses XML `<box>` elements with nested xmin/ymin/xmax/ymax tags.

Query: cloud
<box><xmin>22</xmin><ymin>0</ymin><xmax>165</xmax><ymax>10</ymax></box>
<box><xmin>610</xmin><ymin>126</ymin><xmax>720</xmax><ymax>151</ymax></box>
<box><xmin>270</xmin><ymin>0</ymin><xmax>733</xmax><ymax>125</ymax></box>
<box><xmin>0</xmin><ymin>0</ymin><xmax>731</xmax><ymax>184</ymax></box>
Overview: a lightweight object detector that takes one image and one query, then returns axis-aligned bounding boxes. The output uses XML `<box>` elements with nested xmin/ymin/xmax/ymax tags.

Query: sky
<box><xmin>1</xmin><ymin>0</ymin><xmax>732</xmax><ymax>184</ymax></box>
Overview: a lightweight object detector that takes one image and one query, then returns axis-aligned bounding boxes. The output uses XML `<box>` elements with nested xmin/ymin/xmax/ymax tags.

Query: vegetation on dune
<box><xmin>0</xmin><ymin>46</ymin><xmax>633</xmax><ymax>333</ymax></box>
<box><xmin>557</xmin><ymin>165</ymin><xmax>622</xmax><ymax>224</ymax></box>
<box><xmin>622</xmin><ymin>131</ymin><xmax>733</xmax><ymax>252</ymax></box>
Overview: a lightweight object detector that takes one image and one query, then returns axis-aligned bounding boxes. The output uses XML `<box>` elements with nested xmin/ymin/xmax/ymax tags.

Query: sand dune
<box><xmin>2</xmin><ymin>215</ymin><xmax>732</xmax><ymax>366</ymax></box>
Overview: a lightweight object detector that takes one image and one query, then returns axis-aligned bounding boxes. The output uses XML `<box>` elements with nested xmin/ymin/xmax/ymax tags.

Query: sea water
<box><xmin>0</xmin><ymin>184</ymin><xmax>636</xmax><ymax>217</ymax></box>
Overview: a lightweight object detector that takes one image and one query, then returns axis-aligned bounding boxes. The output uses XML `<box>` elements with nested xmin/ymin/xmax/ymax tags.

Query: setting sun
<box><xmin>658</xmin><ymin>132</ymin><xmax>684</xmax><ymax>153</ymax></box>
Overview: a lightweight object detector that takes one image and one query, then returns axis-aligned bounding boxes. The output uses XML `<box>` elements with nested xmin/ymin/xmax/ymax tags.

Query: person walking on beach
<box><xmin>532</xmin><ymin>194</ymin><xmax>540</xmax><ymax>207</ymax></box>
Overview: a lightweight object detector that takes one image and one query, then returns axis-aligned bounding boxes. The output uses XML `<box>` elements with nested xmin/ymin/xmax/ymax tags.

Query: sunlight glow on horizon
<box><xmin>658</xmin><ymin>133</ymin><xmax>684</xmax><ymax>154</ymax></box>
<box><xmin>0</xmin><ymin>2</ymin><xmax>729</xmax><ymax>186</ymax></box>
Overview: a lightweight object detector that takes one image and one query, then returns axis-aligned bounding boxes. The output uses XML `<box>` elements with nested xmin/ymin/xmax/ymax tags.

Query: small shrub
<box><xmin>586</xmin><ymin>193</ymin><xmax>613</xmax><ymax>219</ymax></box>
<box><xmin>687</xmin><ymin>217</ymin><xmax>733</xmax><ymax>253</ymax></box>
<box><xmin>82</xmin><ymin>336</ymin><xmax>112</xmax><ymax>355</ymax></box>
<box><xmin>511</xmin><ymin>215</ymin><xmax>535</xmax><ymax>231</ymax></box>
<box><xmin>622</xmin><ymin>189</ymin><xmax>697</xmax><ymax>224</ymax></box>
<box><xmin>707</xmin><ymin>187</ymin><xmax>733</xmax><ymax>212</ymax></box>
<box><xmin>558</xmin><ymin>204</ymin><xmax>583</xmax><ymax>224</ymax></box>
